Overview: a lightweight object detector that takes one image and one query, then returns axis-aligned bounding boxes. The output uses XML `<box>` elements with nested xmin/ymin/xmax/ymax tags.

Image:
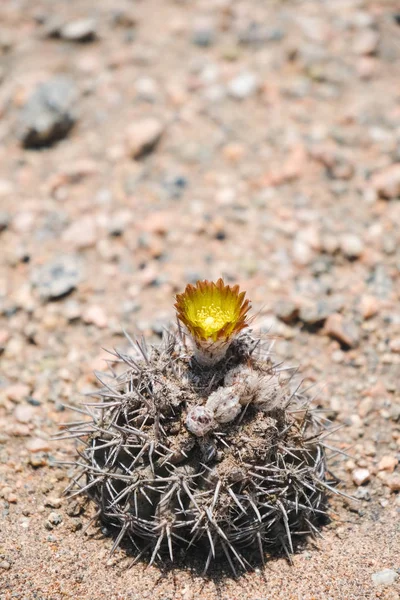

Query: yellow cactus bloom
<box><xmin>175</xmin><ymin>278</ymin><xmax>251</xmax><ymax>343</ymax></box>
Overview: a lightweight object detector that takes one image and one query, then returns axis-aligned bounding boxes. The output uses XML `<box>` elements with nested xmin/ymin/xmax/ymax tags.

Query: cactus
<box><xmin>62</xmin><ymin>279</ymin><xmax>334</xmax><ymax>574</ymax></box>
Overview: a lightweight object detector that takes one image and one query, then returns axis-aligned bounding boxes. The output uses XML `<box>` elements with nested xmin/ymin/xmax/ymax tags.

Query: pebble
<box><xmin>26</xmin><ymin>438</ymin><xmax>51</xmax><ymax>452</ymax></box>
<box><xmin>378</xmin><ymin>456</ymin><xmax>398</xmax><ymax>473</ymax></box>
<box><xmin>126</xmin><ymin>118</ymin><xmax>164</xmax><ymax>159</ymax></box>
<box><xmin>134</xmin><ymin>76</ymin><xmax>159</xmax><ymax>102</ymax></box>
<box><xmin>0</xmin><ymin>210</ymin><xmax>10</xmax><ymax>232</ymax></box>
<box><xmin>29</xmin><ymin>455</ymin><xmax>47</xmax><ymax>467</ymax></box>
<box><xmin>325</xmin><ymin>313</ymin><xmax>360</xmax><ymax>348</ymax></box>
<box><xmin>371</xmin><ymin>569</ymin><xmax>399</xmax><ymax>586</ymax></box>
<box><xmin>30</xmin><ymin>255</ymin><xmax>82</xmax><ymax>301</ymax></box>
<box><xmin>340</xmin><ymin>234</ymin><xmax>364</xmax><ymax>259</ymax></box>
<box><xmin>298</xmin><ymin>301</ymin><xmax>332</xmax><ymax>327</ymax></box>
<box><xmin>14</xmin><ymin>404</ymin><xmax>35</xmax><ymax>424</ymax></box>
<box><xmin>387</xmin><ymin>474</ymin><xmax>400</xmax><ymax>492</ymax></box>
<box><xmin>82</xmin><ymin>305</ymin><xmax>108</xmax><ymax>328</ymax></box>
<box><xmin>60</xmin><ymin>19</ymin><xmax>97</xmax><ymax>42</ymax></box>
<box><xmin>45</xmin><ymin>496</ymin><xmax>62</xmax><ymax>508</ymax></box>
<box><xmin>354</xmin><ymin>487</ymin><xmax>371</xmax><ymax>501</ymax></box>
<box><xmin>238</xmin><ymin>23</ymin><xmax>284</xmax><ymax>46</ymax></box>
<box><xmin>0</xmin><ymin>560</ymin><xmax>11</xmax><ymax>570</ymax></box>
<box><xmin>359</xmin><ymin>295</ymin><xmax>379</xmax><ymax>319</ymax></box>
<box><xmin>389</xmin><ymin>338</ymin><xmax>400</xmax><ymax>354</ymax></box>
<box><xmin>18</xmin><ymin>76</ymin><xmax>78</xmax><ymax>148</ymax></box>
<box><xmin>227</xmin><ymin>72</ymin><xmax>259</xmax><ymax>100</ymax></box>
<box><xmin>5</xmin><ymin>383</ymin><xmax>30</xmax><ymax>402</ymax></box>
<box><xmin>275</xmin><ymin>299</ymin><xmax>299</xmax><ymax>324</ymax></box>
<box><xmin>47</xmin><ymin>511</ymin><xmax>63</xmax><ymax>526</ymax></box>
<box><xmin>352</xmin><ymin>29</ymin><xmax>379</xmax><ymax>55</ymax></box>
<box><xmin>62</xmin><ymin>216</ymin><xmax>97</xmax><ymax>249</ymax></box>
<box><xmin>352</xmin><ymin>468</ymin><xmax>371</xmax><ymax>486</ymax></box>
<box><xmin>191</xmin><ymin>18</ymin><xmax>215</xmax><ymax>47</ymax></box>
<box><xmin>371</xmin><ymin>164</ymin><xmax>400</xmax><ymax>199</ymax></box>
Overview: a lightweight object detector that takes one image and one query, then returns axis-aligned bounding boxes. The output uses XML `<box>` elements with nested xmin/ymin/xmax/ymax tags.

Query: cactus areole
<box><xmin>62</xmin><ymin>280</ymin><xmax>334</xmax><ymax>574</ymax></box>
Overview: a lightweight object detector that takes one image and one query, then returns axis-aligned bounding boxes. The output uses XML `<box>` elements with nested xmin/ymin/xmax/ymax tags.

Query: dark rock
<box><xmin>30</xmin><ymin>255</ymin><xmax>82</xmax><ymax>301</ymax></box>
<box><xmin>18</xmin><ymin>76</ymin><xmax>78</xmax><ymax>148</ymax></box>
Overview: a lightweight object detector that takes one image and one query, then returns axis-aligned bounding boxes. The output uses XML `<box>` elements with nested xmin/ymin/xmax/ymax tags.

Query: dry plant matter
<box><xmin>60</xmin><ymin>280</ymin><xmax>336</xmax><ymax>574</ymax></box>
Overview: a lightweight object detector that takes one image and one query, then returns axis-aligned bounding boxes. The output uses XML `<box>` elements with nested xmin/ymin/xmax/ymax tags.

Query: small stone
<box><xmin>18</xmin><ymin>76</ymin><xmax>78</xmax><ymax>148</ymax></box>
<box><xmin>48</xmin><ymin>511</ymin><xmax>63</xmax><ymax>526</ymax></box>
<box><xmin>340</xmin><ymin>234</ymin><xmax>364</xmax><ymax>259</ymax></box>
<box><xmin>238</xmin><ymin>23</ymin><xmax>284</xmax><ymax>46</ymax></box>
<box><xmin>61</xmin><ymin>19</ymin><xmax>97</xmax><ymax>42</ymax></box>
<box><xmin>0</xmin><ymin>211</ymin><xmax>10</xmax><ymax>232</ymax></box>
<box><xmin>45</xmin><ymin>496</ymin><xmax>62</xmax><ymax>508</ymax></box>
<box><xmin>7</xmin><ymin>493</ymin><xmax>17</xmax><ymax>503</ymax></box>
<box><xmin>31</xmin><ymin>255</ymin><xmax>82</xmax><ymax>301</ymax></box>
<box><xmin>69</xmin><ymin>519</ymin><xmax>83</xmax><ymax>532</ymax></box>
<box><xmin>358</xmin><ymin>396</ymin><xmax>374</xmax><ymax>418</ymax></box>
<box><xmin>134</xmin><ymin>77</ymin><xmax>159</xmax><ymax>102</ymax></box>
<box><xmin>5</xmin><ymin>383</ymin><xmax>30</xmax><ymax>402</ymax></box>
<box><xmin>82</xmin><ymin>305</ymin><xmax>108</xmax><ymax>329</ymax></box>
<box><xmin>227</xmin><ymin>72</ymin><xmax>259</xmax><ymax>100</ymax></box>
<box><xmin>387</xmin><ymin>474</ymin><xmax>400</xmax><ymax>492</ymax></box>
<box><xmin>64</xmin><ymin>300</ymin><xmax>82</xmax><ymax>322</ymax></box>
<box><xmin>292</xmin><ymin>239</ymin><xmax>314</xmax><ymax>265</ymax></box>
<box><xmin>14</xmin><ymin>404</ymin><xmax>35</xmax><ymax>424</ymax></box>
<box><xmin>191</xmin><ymin>18</ymin><xmax>215</xmax><ymax>47</ymax></box>
<box><xmin>26</xmin><ymin>438</ymin><xmax>51</xmax><ymax>452</ymax></box>
<box><xmin>62</xmin><ymin>216</ymin><xmax>97</xmax><ymax>249</ymax></box>
<box><xmin>352</xmin><ymin>29</ymin><xmax>379</xmax><ymax>55</ymax></box>
<box><xmin>275</xmin><ymin>299</ymin><xmax>299</xmax><ymax>324</ymax></box>
<box><xmin>325</xmin><ymin>314</ymin><xmax>360</xmax><ymax>348</ymax></box>
<box><xmin>0</xmin><ymin>561</ymin><xmax>10</xmax><ymax>570</ymax></box>
<box><xmin>378</xmin><ymin>456</ymin><xmax>398</xmax><ymax>473</ymax></box>
<box><xmin>126</xmin><ymin>118</ymin><xmax>164</xmax><ymax>159</ymax></box>
<box><xmin>107</xmin><ymin>210</ymin><xmax>132</xmax><ymax>236</ymax></box>
<box><xmin>389</xmin><ymin>338</ymin><xmax>400</xmax><ymax>354</ymax></box>
<box><xmin>371</xmin><ymin>164</ymin><xmax>400</xmax><ymax>199</ymax></box>
<box><xmin>371</xmin><ymin>569</ymin><xmax>399</xmax><ymax>586</ymax></box>
<box><xmin>359</xmin><ymin>295</ymin><xmax>379</xmax><ymax>319</ymax></box>
<box><xmin>352</xmin><ymin>468</ymin><xmax>370</xmax><ymax>486</ymax></box>
<box><xmin>298</xmin><ymin>301</ymin><xmax>331</xmax><ymax>327</ymax></box>
<box><xmin>0</xmin><ymin>179</ymin><xmax>14</xmax><ymax>198</ymax></box>
<box><xmin>354</xmin><ymin>487</ymin><xmax>371</xmax><ymax>501</ymax></box>
<box><xmin>29</xmin><ymin>455</ymin><xmax>47</xmax><ymax>467</ymax></box>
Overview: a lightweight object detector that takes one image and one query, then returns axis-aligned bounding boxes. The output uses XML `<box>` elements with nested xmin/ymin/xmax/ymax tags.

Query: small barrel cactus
<box><xmin>62</xmin><ymin>279</ymin><xmax>334</xmax><ymax>574</ymax></box>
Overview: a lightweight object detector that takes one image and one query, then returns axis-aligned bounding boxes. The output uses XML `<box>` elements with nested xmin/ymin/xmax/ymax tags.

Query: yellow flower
<box><xmin>175</xmin><ymin>278</ymin><xmax>251</xmax><ymax>342</ymax></box>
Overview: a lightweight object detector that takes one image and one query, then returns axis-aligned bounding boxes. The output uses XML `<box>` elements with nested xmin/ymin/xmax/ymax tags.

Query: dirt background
<box><xmin>0</xmin><ymin>0</ymin><xmax>400</xmax><ymax>599</ymax></box>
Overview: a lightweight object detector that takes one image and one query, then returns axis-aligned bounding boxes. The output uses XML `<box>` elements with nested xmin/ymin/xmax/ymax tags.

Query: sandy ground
<box><xmin>0</xmin><ymin>0</ymin><xmax>400</xmax><ymax>599</ymax></box>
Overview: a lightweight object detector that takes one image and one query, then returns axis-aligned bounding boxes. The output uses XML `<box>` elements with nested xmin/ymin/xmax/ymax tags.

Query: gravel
<box><xmin>1</xmin><ymin>0</ymin><xmax>400</xmax><ymax>598</ymax></box>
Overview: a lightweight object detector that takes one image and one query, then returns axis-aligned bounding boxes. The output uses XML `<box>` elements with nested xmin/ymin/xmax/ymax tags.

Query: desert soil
<box><xmin>0</xmin><ymin>0</ymin><xmax>400</xmax><ymax>599</ymax></box>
